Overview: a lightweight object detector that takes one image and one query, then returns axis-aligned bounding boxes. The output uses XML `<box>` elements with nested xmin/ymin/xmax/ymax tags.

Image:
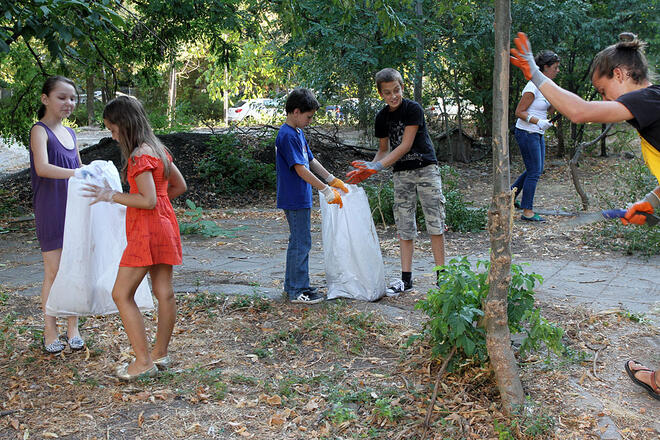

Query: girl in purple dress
<box><xmin>29</xmin><ymin>76</ymin><xmax>85</xmax><ymax>353</ymax></box>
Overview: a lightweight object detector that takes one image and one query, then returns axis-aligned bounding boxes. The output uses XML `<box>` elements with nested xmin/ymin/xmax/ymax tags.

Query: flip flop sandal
<box><xmin>624</xmin><ymin>360</ymin><xmax>660</xmax><ymax>401</ymax></box>
<box><xmin>521</xmin><ymin>213</ymin><xmax>546</xmax><ymax>222</ymax></box>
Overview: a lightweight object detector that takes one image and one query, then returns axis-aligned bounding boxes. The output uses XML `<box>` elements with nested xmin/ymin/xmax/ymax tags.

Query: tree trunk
<box><xmin>413</xmin><ymin>0</ymin><xmax>423</xmax><ymax>105</ymax></box>
<box><xmin>223</xmin><ymin>61</ymin><xmax>229</xmax><ymax>125</ymax></box>
<box><xmin>167</xmin><ymin>60</ymin><xmax>177</xmax><ymax>127</ymax></box>
<box><xmin>485</xmin><ymin>0</ymin><xmax>524</xmax><ymax>414</ymax></box>
<box><xmin>556</xmin><ymin>117</ymin><xmax>565</xmax><ymax>158</ymax></box>
<box><xmin>86</xmin><ymin>75</ymin><xmax>95</xmax><ymax>127</ymax></box>
<box><xmin>454</xmin><ymin>68</ymin><xmax>464</xmax><ymax>159</ymax></box>
<box><xmin>600</xmin><ymin>124</ymin><xmax>607</xmax><ymax>157</ymax></box>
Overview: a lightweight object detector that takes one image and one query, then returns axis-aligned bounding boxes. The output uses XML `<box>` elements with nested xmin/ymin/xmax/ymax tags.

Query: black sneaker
<box><xmin>291</xmin><ymin>290</ymin><xmax>325</xmax><ymax>304</ymax></box>
<box><xmin>385</xmin><ymin>279</ymin><xmax>413</xmax><ymax>298</ymax></box>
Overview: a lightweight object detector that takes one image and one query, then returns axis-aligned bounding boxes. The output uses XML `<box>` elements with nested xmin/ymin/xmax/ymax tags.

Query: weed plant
<box><xmin>178</xmin><ymin>199</ymin><xmax>246</xmax><ymax>237</ymax></box>
<box><xmin>198</xmin><ymin>133</ymin><xmax>276</xmax><ymax>194</ymax></box>
<box><xmin>412</xmin><ymin>258</ymin><xmax>564</xmax><ymax>370</ymax></box>
<box><xmin>587</xmin><ymin>159</ymin><xmax>660</xmax><ymax>256</ymax></box>
<box><xmin>362</xmin><ymin>165</ymin><xmax>487</xmax><ymax>232</ymax></box>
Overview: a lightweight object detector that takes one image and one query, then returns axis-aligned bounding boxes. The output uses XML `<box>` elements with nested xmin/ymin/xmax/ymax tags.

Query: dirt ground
<box><xmin>1</xmin><ymin>127</ymin><xmax>659</xmax><ymax>439</ymax></box>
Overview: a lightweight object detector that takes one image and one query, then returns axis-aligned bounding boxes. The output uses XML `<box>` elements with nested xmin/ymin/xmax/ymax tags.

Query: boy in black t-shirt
<box><xmin>347</xmin><ymin>68</ymin><xmax>446</xmax><ymax>296</ymax></box>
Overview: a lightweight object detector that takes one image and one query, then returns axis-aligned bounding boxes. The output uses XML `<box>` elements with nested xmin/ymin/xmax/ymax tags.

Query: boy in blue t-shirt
<box><xmin>347</xmin><ymin>68</ymin><xmax>446</xmax><ymax>296</ymax></box>
<box><xmin>276</xmin><ymin>88</ymin><xmax>348</xmax><ymax>304</ymax></box>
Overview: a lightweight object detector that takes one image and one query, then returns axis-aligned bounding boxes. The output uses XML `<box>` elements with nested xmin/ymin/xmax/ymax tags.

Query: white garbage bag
<box><xmin>46</xmin><ymin>160</ymin><xmax>153</xmax><ymax>316</ymax></box>
<box><xmin>320</xmin><ymin>184</ymin><xmax>386</xmax><ymax>301</ymax></box>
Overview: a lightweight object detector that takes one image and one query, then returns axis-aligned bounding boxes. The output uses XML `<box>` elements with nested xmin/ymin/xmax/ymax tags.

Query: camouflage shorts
<box><xmin>393</xmin><ymin>164</ymin><xmax>446</xmax><ymax>240</ymax></box>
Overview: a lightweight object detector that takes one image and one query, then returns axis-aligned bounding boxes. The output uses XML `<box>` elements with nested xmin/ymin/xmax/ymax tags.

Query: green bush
<box><xmin>178</xmin><ymin>199</ymin><xmax>246</xmax><ymax>237</ymax></box>
<box><xmin>586</xmin><ymin>159</ymin><xmax>660</xmax><ymax>256</ymax></box>
<box><xmin>198</xmin><ymin>133</ymin><xmax>276</xmax><ymax>194</ymax></box>
<box><xmin>362</xmin><ymin>165</ymin><xmax>487</xmax><ymax>232</ymax></box>
<box><xmin>412</xmin><ymin>258</ymin><xmax>564</xmax><ymax>370</ymax></box>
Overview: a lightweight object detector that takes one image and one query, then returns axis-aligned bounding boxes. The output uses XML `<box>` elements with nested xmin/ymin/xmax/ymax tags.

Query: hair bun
<box><xmin>618</xmin><ymin>32</ymin><xmax>636</xmax><ymax>43</ymax></box>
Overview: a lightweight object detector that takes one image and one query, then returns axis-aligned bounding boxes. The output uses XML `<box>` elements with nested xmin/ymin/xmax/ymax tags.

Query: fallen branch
<box><xmin>421</xmin><ymin>346</ymin><xmax>456</xmax><ymax>440</ymax></box>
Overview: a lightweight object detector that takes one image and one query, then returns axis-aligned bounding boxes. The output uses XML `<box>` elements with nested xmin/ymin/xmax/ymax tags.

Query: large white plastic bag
<box><xmin>46</xmin><ymin>160</ymin><xmax>153</xmax><ymax>316</ymax></box>
<box><xmin>320</xmin><ymin>185</ymin><xmax>385</xmax><ymax>301</ymax></box>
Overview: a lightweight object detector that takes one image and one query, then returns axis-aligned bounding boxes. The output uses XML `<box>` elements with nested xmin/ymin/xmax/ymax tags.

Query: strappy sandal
<box><xmin>43</xmin><ymin>338</ymin><xmax>65</xmax><ymax>354</ymax></box>
<box><xmin>625</xmin><ymin>360</ymin><xmax>660</xmax><ymax>401</ymax></box>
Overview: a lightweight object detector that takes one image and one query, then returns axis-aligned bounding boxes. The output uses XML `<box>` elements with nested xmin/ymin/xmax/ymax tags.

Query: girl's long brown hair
<box><xmin>102</xmin><ymin>96</ymin><xmax>171</xmax><ymax>181</ymax></box>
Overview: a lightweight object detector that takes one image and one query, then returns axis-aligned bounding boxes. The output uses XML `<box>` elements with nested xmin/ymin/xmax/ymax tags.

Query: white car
<box><xmin>227</xmin><ymin>98</ymin><xmax>282</xmax><ymax>123</ymax></box>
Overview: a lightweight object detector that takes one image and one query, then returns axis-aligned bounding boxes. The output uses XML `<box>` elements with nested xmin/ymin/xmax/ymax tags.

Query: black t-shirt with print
<box><xmin>374</xmin><ymin>98</ymin><xmax>437</xmax><ymax>172</ymax></box>
<box><xmin>616</xmin><ymin>84</ymin><xmax>660</xmax><ymax>151</ymax></box>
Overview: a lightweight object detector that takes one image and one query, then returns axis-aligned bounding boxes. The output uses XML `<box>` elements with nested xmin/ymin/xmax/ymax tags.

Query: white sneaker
<box><xmin>385</xmin><ymin>279</ymin><xmax>413</xmax><ymax>298</ymax></box>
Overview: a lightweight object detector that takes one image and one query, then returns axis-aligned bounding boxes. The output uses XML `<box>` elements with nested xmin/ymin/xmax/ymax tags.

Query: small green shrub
<box><xmin>198</xmin><ymin>133</ymin><xmax>276</xmax><ymax>194</ymax></box>
<box><xmin>362</xmin><ymin>165</ymin><xmax>487</xmax><ymax>232</ymax></box>
<box><xmin>179</xmin><ymin>199</ymin><xmax>244</xmax><ymax>237</ymax></box>
<box><xmin>412</xmin><ymin>258</ymin><xmax>564</xmax><ymax>369</ymax></box>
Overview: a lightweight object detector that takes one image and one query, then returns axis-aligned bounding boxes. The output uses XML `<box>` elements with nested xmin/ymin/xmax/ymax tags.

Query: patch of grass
<box><xmin>229</xmin><ymin>294</ymin><xmax>271</xmax><ymax>312</ymax></box>
<box><xmin>230</xmin><ymin>374</ymin><xmax>259</xmax><ymax>386</ymax></box>
<box><xmin>617</xmin><ymin>309</ymin><xmax>651</xmax><ymax>325</ymax></box>
<box><xmin>372</xmin><ymin>397</ymin><xmax>405</xmax><ymax>422</ymax></box>
<box><xmin>327</xmin><ymin>404</ymin><xmax>357</xmax><ymax>424</ymax></box>
<box><xmin>153</xmin><ymin>366</ymin><xmax>228</xmax><ymax>400</ymax></box>
<box><xmin>253</xmin><ymin>348</ymin><xmax>272</xmax><ymax>359</ymax></box>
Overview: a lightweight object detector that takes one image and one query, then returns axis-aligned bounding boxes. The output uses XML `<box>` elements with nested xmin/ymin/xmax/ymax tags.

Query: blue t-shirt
<box><xmin>276</xmin><ymin>123</ymin><xmax>315</xmax><ymax>209</ymax></box>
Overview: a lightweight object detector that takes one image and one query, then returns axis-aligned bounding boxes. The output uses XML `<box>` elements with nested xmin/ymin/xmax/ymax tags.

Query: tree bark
<box><xmin>600</xmin><ymin>124</ymin><xmax>607</xmax><ymax>157</ymax></box>
<box><xmin>485</xmin><ymin>0</ymin><xmax>524</xmax><ymax>414</ymax></box>
<box><xmin>223</xmin><ymin>61</ymin><xmax>229</xmax><ymax>125</ymax></box>
<box><xmin>413</xmin><ymin>0</ymin><xmax>423</xmax><ymax>105</ymax></box>
<box><xmin>86</xmin><ymin>75</ymin><xmax>95</xmax><ymax>127</ymax></box>
<box><xmin>168</xmin><ymin>59</ymin><xmax>177</xmax><ymax>126</ymax></box>
<box><xmin>556</xmin><ymin>117</ymin><xmax>565</xmax><ymax>158</ymax></box>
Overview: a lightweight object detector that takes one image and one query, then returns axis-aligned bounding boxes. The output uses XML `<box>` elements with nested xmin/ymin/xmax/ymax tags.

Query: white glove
<box><xmin>536</xmin><ymin>119</ymin><xmax>553</xmax><ymax>130</ymax></box>
<box><xmin>81</xmin><ymin>179</ymin><xmax>117</xmax><ymax>205</ymax></box>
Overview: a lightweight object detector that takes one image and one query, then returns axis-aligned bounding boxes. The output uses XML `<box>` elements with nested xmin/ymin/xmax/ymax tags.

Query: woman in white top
<box><xmin>511</xmin><ymin>50</ymin><xmax>560</xmax><ymax>222</ymax></box>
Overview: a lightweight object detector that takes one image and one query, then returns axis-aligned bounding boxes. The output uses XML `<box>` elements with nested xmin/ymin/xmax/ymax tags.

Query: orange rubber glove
<box><xmin>510</xmin><ymin>32</ymin><xmax>547</xmax><ymax>88</ymax></box>
<box><xmin>320</xmin><ymin>185</ymin><xmax>343</xmax><ymax>208</ymax></box>
<box><xmin>325</xmin><ymin>175</ymin><xmax>349</xmax><ymax>193</ymax></box>
<box><xmin>346</xmin><ymin>160</ymin><xmax>383</xmax><ymax>184</ymax></box>
<box><xmin>621</xmin><ymin>201</ymin><xmax>653</xmax><ymax>225</ymax></box>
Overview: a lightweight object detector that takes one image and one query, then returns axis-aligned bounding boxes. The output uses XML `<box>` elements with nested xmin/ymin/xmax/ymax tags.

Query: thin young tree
<box><xmin>484</xmin><ymin>0</ymin><xmax>524</xmax><ymax>413</ymax></box>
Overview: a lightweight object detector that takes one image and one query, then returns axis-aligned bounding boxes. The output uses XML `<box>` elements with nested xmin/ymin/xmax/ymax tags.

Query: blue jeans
<box><xmin>512</xmin><ymin>128</ymin><xmax>545</xmax><ymax>211</ymax></box>
<box><xmin>284</xmin><ymin>209</ymin><xmax>311</xmax><ymax>299</ymax></box>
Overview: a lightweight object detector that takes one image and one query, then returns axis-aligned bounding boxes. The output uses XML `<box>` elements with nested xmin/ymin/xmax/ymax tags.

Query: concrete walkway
<box><xmin>2</xmin><ymin>211</ymin><xmax>659</xmax><ymax>321</ymax></box>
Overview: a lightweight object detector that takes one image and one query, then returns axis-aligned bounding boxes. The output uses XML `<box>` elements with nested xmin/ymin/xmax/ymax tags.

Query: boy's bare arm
<box><xmin>294</xmin><ymin>164</ymin><xmax>327</xmax><ymax>190</ymax></box>
<box><xmin>309</xmin><ymin>159</ymin><xmax>332</xmax><ymax>181</ymax></box>
<box><xmin>378</xmin><ymin>125</ymin><xmax>418</xmax><ymax>168</ymax></box>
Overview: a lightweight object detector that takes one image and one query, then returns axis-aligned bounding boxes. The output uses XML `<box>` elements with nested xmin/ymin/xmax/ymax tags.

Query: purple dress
<box><xmin>29</xmin><ymin>122</ymin><xmax>80</xmax><ymax>252</ymax></box>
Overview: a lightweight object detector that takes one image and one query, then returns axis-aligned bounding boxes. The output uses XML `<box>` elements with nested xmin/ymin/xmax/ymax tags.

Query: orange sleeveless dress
<box><xmin>119</xmin><ymin>154</ymin><xmax>182</xmax><ymax>267</ymax></box>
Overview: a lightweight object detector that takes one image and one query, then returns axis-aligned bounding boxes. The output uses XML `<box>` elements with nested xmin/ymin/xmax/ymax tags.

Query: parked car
<box><xmin>78</xmin><ymin>90</ymin><xmax>102</xmax><ymax>104</ymax></box>
<box><xmin>324</xmin><ymin>104</ymin><xmax>344</xmax><ymax>120</ymax></box>
<box><xmin>227</xmin><ymin>98</ymin><xmax>282</xmax><ymax>123</ymax></box>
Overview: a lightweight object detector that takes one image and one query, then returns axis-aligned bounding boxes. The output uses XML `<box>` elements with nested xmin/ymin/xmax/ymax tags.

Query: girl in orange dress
<box><xmin>83</xmin><ymin>96</ymin><xmax>187</xmax><ymax>380</ymax></box>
